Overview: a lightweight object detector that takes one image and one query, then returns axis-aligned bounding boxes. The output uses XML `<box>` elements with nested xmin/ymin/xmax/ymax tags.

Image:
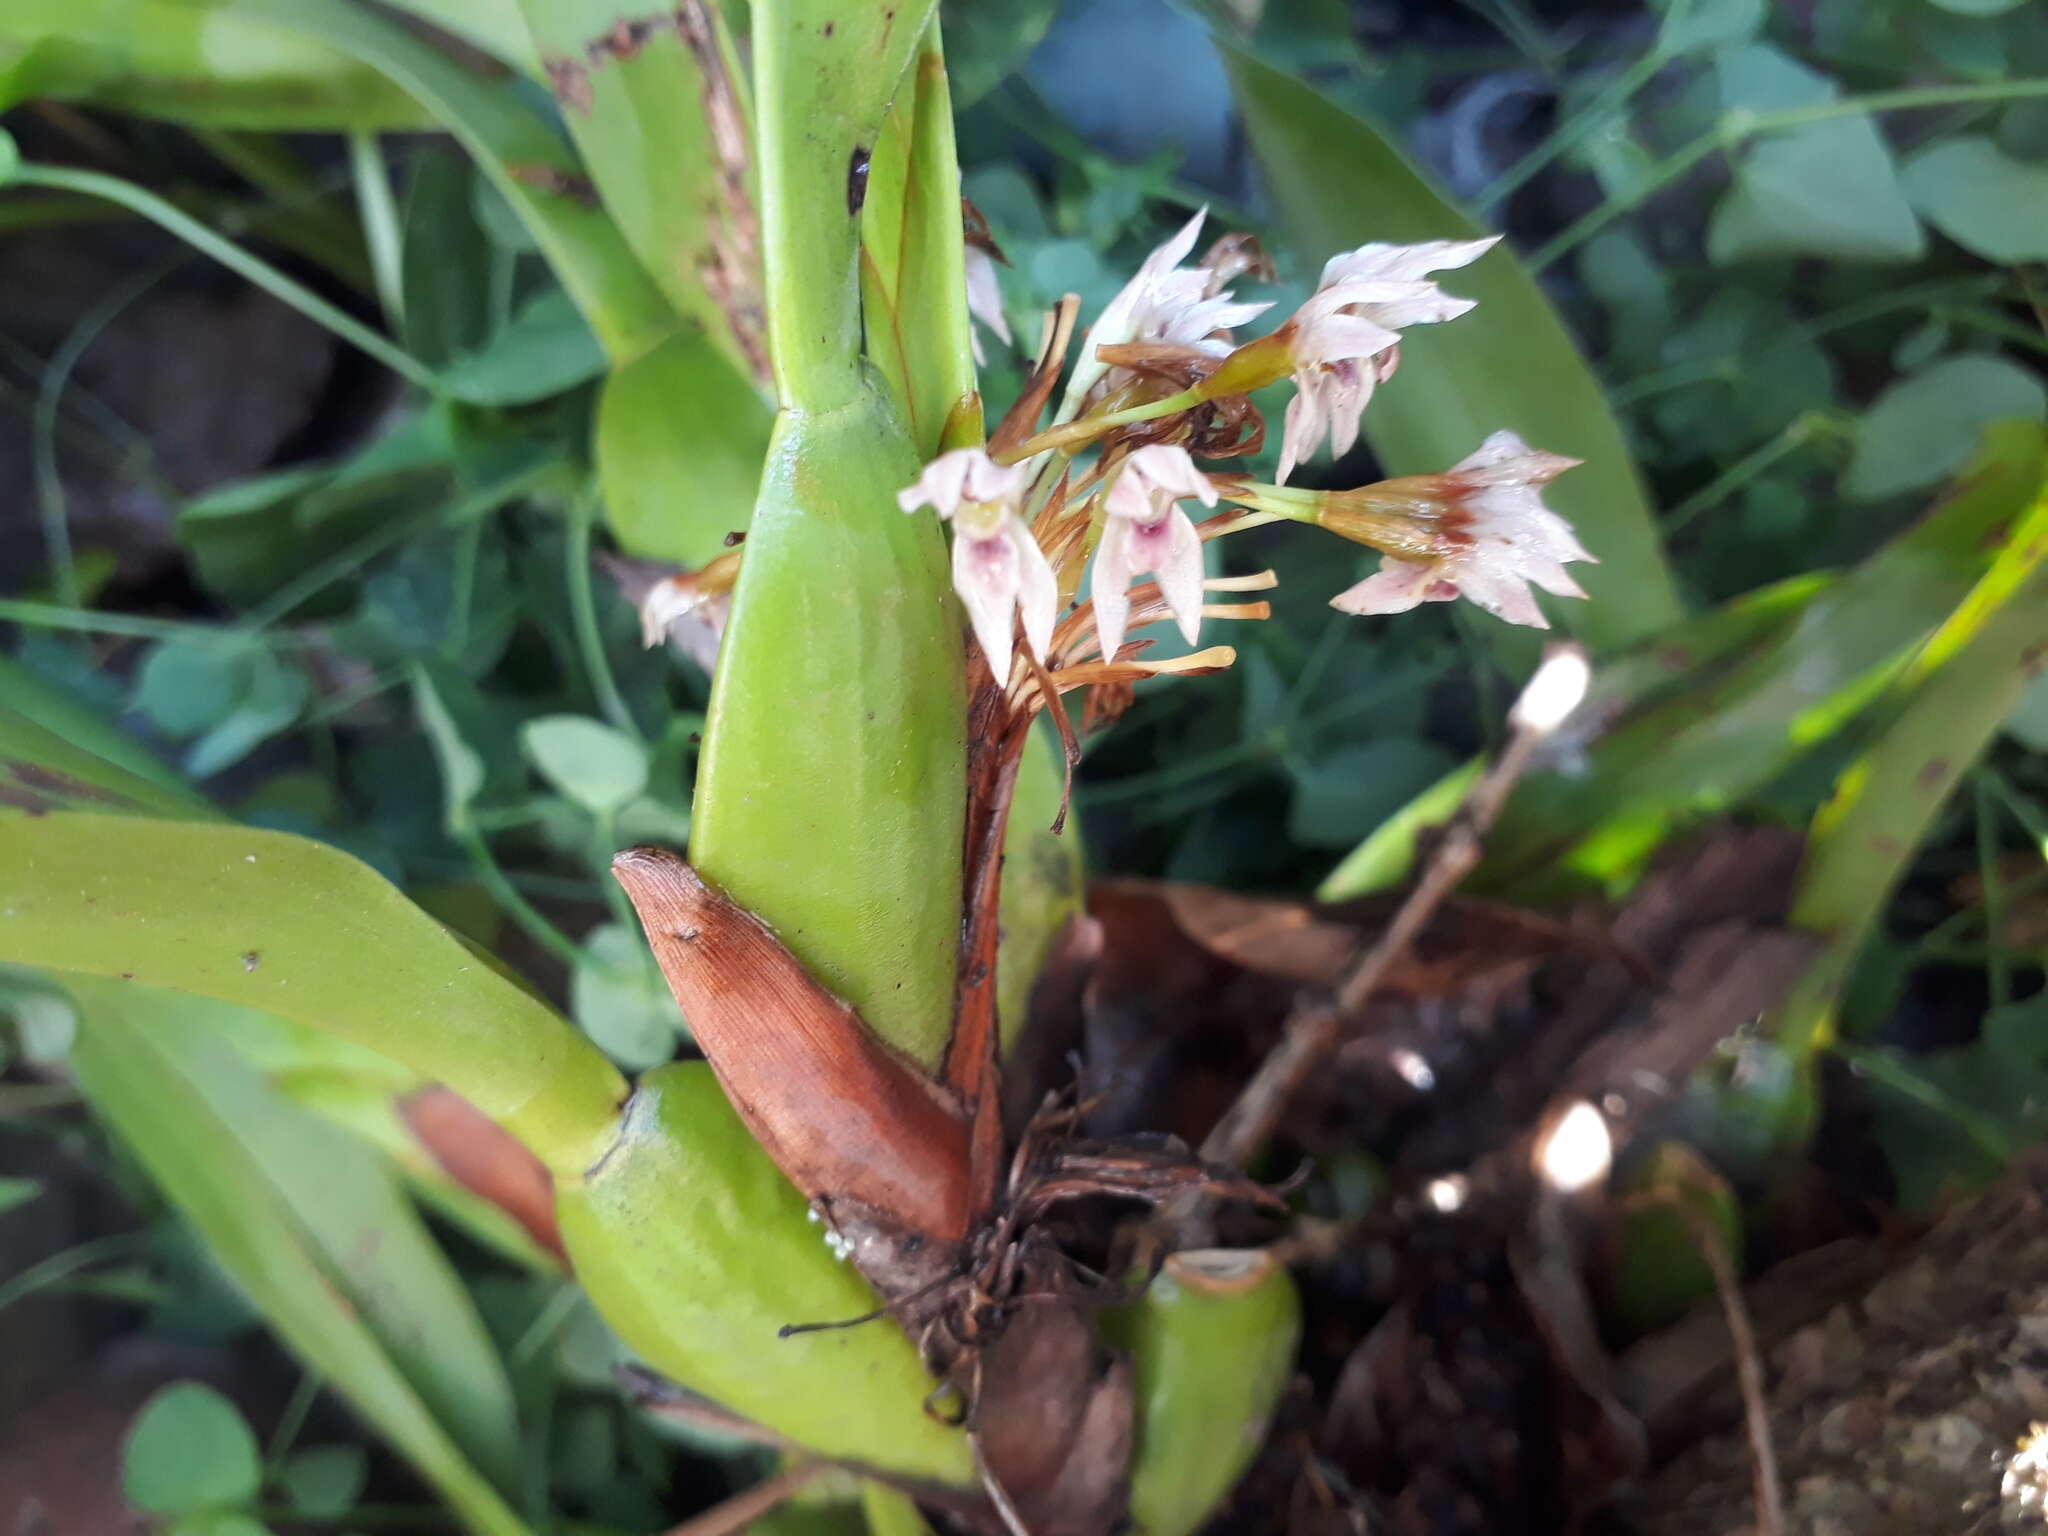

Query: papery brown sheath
<box><xmin>612</xmin><ymin>848</ymin><xmax>973</xmax><ymax>1245</ymax></box>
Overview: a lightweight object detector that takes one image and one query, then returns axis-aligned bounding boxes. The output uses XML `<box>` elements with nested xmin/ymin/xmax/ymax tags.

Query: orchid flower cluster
<box><xmin>906</xmin><ymin>211</ymin><xmax>1596</xmax><ymax>696</ymax></box>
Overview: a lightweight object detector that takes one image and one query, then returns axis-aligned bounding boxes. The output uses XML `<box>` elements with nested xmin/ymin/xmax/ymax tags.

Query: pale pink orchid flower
<box><xmin>1092</xmin><ymin>445</ymin><xmax>1217</xmax><ymax>662</ymax></box>
<box><xmin>964</xmin><ymin>245</ymin><xmax>1011</xmax><ymax>366</ymax></box>
<box><xmin>1275</xmin><ymin>236</ymin><xmax>1500</xmax><ymax>483</ymax></box>
<box><xmin>1060</xmin><ymin>209</ymin><xmax>1272</xmax><ymax>416</ymax></box>
<box><xmin>897</xmin><ymin>448</ymin><xmax>1055</xmax><ymax>679</ymax></box>
<box><xmin>1331</xmin><ymin>430</ymin><xmax>1593</xmax><ymax>630</ymax></box>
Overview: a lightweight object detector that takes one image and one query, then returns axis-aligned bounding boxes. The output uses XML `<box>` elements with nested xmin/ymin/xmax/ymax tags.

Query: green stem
<box><xmin>262</xmin><ymin>1369</ymin><xmax>324</xmax><ymax>1469</ymax></box>
<box><xmin>240</xmin><ymin>463</ymin><xmax>555</xmax><ymax>631</ymax></box>
<box><xmin>190</xmin><ymin>129</ymin><xmax>373</xmax><ymax>293</ymax></box>
<box><xmin>0</xmin><ymin>599</ymin><xmax>303</xmax><ymax>646</ymax></box>
<box><xmin>1009</xmin><ymin>385</ymin><xmax>1205</xmax><ymax>458</ymax></box>
<box><xmin>1607</xmin><ymin>275</ymin><xmax>2011</xmax><ymax>407</ymax></box>
<box><xmin>455</xmin><ymin>827</ymin><xmax>585</xmax><ymax>970</ymax></box>
<box><xmin>34</xmin><ymin>260</ymin><xmax>179</xmax><ymax>606</ymax></box>
<box><xmin>1838</xmin><ymin>1044</ymin><xmax>2016</xmax><ymax>1164</ymax></box>
<box><xmin>1663</xmin><ymin>415</ymin><xmax>1834</xmax><ymax>536</ymax></box>
<box><xmin>1476</xmin><ymin>45</ymin><xmax>1674</xmax><ymax>213</ymax></box>
<box><xmin>1530</xmin><ymin>77</ymin><xmax>2048</xmax><ymax>272</ymax></box>
<box><xmin>566</xmin><ymin>497</ymin><xmax>639</xmax><ymax>737</ymax></box>
<box><xmin>752</xmin><ymin>0</ymin><xmax>939</xmax><ymax>410</ymax></box>
<box><xmin>13</xmin><ymin>163</ymin><xmax>438</xmax><ymax>390</ymax></box>
<box><xmin>349</xmin><ymin>132</ymin><xmax>407</xmax><ymax>331</ymax></box>
<box><xmin>0</xmin><ymin>1232</ymin><xmax>148</xmax><ymax>1317</ymax></box>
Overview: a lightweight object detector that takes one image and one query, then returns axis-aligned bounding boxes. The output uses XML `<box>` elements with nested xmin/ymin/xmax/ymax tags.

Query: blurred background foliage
<box><xmin>2</xmin><ymin>0</ymin><xmax>2046</xmax><ymax>1529</ymax></box>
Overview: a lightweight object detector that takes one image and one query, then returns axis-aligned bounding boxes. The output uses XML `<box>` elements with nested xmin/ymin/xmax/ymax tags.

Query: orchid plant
<box><xmin>596</xmin><ymin>107</ymin><xmax>1596</xmax><ymax>1536</ymax></box>
<box><xmin>0</xmin><ymin>3</ymin><xmax>1599</xmax><ymax>1534</ymax></box>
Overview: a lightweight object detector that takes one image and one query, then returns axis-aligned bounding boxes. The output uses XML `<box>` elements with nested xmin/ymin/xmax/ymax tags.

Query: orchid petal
<box><xmin>1091</xmin><ymin>515</ymin><xmax>1141</xmax><ymax>662</ymax></box>
<box><xmin>954</xmin><ymin>527</ymin><xmax>1021</xmax><ymax>678</ymax></box>
<box><xmin>1153</xmin><ymin>508</ymin><xmax>1206</xmax><ymax>645</ymax></box>
<box><xmin>964</xmin><ymin>247</ymin><xmax>1011</xmax><ymax>347</ymax></box>
<box><xmin>1330</xmin><ymin>558</ymin><xmax>1438</xmax><ymax>616</ymax></box>
<box><xmin>1010</xmin><ymin>521</ymin><xmax>1059</xmax><ymax>665</ymax></box>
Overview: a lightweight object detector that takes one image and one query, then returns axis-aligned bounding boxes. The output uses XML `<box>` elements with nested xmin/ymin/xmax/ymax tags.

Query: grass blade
<box><xmin>67</xmin><ymin>977</ymin><xmax>534</xmax><ymax>1536</ymax></box>
<box><xmin>0</xmin><ymin>812</ymin><xmax>626</xmax><ymax>1172</ymax></box>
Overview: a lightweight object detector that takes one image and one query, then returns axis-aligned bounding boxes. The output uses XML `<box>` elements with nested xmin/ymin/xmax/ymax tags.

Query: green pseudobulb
<box><xmin>555</xmin><ymin>1062</ymin><xmax>973</xmax><ymax>1486</ymax></box>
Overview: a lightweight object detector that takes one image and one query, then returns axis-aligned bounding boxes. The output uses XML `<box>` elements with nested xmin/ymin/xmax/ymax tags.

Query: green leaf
<box><xmin>398</xmin><ymin>149</ymin><xmax>494</xmax><ymax>371</ymax></box>
<box><xmin>175</xmin><ymin>411</ymin><xmax>460</xmax><ymax>612</ymax></box>
<box><xmin>1601</xmin><ymin>1143</ymin><xmax>1743</xmax><ymax>1333</ymax></box>
<box><xmin>0</xmin><ymin>968</ymin><xmax>78</xmax><ymax>1061</ymax></box>
<box><xmin>1316</xmin><ymin>757</ymin><xmax>1483</xmax><ymax>902</ymax></box>
<box><xmin>135</xmin><ymin>641</ymin><xmax>248</xmax><ymax>737</ymax></box>
<box><xmin>1771</xmin><ymin>454</ymin><xmax>2048</xmax><ymax>1061</ymax></box>
<box><xmin>509</xmin><ymin>0</ymin><xmax>764</xmax><ymax>380</ymax></box>
<box><xmin>122</xmin><ymin>1382</ymin><xmax>261</xmax><ymax>1515</ymax></box>
<box><xmin>521</xmin><ymin>714</ymin><xmax>649</xmax><ymax>815</ymax></box>
<box><xmin>1287</xmin><ymin>739</ymin><xmax>1458</xmax><ymax>849</ymax></box>
<box><xmin>218</xmin><ymin>0</ymin><xmax>675</xmax><ymax>361</ymax></box>
<box><xmin>279</xmin><ymin>1443</ymin><xmax>369</xmax><ymax>1516</ymax></box>
<box><xmin>185</xmin><ymin>654</ymin><xmax>309</xmax><ymax>780</ymax></box>
<box><xmin>166</xmin><ymin>1514</ymin><xmax>274</xmax><ymax>1536</ymax></box>
<box><xmin>0</xmin><ymin>813</ymin><xmax>626</xmax><ymax>1172</ymax></box>
<box><xmin>1461</xmin><ymin>425</ymin><xmax>2048</xmax><ymax>901</ymax></box>
<box><xmin>0</xmin><ymin>653</ymin><xmax>211</xmax><ymax>815</ymax></box>
<box><xmin>996</xmin><ymin>725</ymin><xmax>1086</xmax><ymax>1056</ymax></box>
<box><xmin>1844</xmin><ymin>355</ymin><xmax>2046</xmax><ymax>502</ymax></box>
<box><xmin>2007</xmin><ymin>669</ymin><xmax>2048</xmax><ymax>752</ymax></box>
<box><xmin>438</xmin><ymin>288</ymin><xmax>608</xmax><ymax>406</ymax></box>
<box><xmin>1219</xmin><ymin>43</ymin><xmax>1681</xmax><ymax>650</ymax></box>
<box><xmin>860</xmin><ymin>22</ymin><xmax>981</xmax><ymax>454</ymax></box>
<box><xmin>570</xmin><ymin>923</ymin><xmax>684</xmax><ymax>1069</ymax></box>
<box><xmin>0</xmin><ymin>1175</ymin><xmax>44</xmax><ymax>1215</ymax></box>
<box><xmin>132</xmin><ymin>639</ymin><xmax>309</xmax><ymax>779</ymax></box>
<box><xmin>375</xmin><ymin>0</ymin><xmax>539</xmax><ymax>74</ymax></box>
<box><xmin>943</xmin><ymin>0</ymin><xmax>1057</xmax><ymax>108</ymax></box>
<box><xmin>595</xmin><ymin>330</ymin><xmax>772</xmax><ymax>564</ymax></box>
<box><xmin>0</xmin><ymin>0</ymin><xmax>437</xmax><ymax>130</ymax></box>
<box><xmin>201</xmin><ymin>1000</ymin><xmax>563</xmax><ymax>1273</ymax></box>
<box><xmin>1901</xmin><ymin>135</ymin><xmax>2048</xmax><ymax>263</ymax></box>
<box><xmin>1708</xmin><ymin>46</ymin><xmax>1924</xmax><ymax>264</ymax></box>
<box><xmin>696</xmin><ymin>0</ymin><xmax>963</xmax><ymax>1071</ymax></box>
<box><xmin>1653</xmin><ymin>0</ymin><xmax>1767</xmax><ymax>51</ymax></box>
<box><xmin>749</xmin><ymin>0</ymin><xmax>938</xmax><ymax>410</ymax></box>
<box><xmin>72</xmin><ymin>981</ymin><xmax>533</xmax><ymax>1536</ymax></box>
<box><xmin>413</xmin><ymin>666</ymin><xmax>489</xmax><ymax>829</ymax></box>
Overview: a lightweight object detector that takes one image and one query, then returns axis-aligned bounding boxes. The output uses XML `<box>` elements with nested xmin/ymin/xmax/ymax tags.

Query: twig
<box><xmin>1667</xmin><ymin>1192</ymin><xmax>1784</xmax><ymax>1536</ymax></box>
<box><xmin>656</xmin><ymin>1461</ymin><xmax>827</xmax><ymax>1536</ymax></box>
<box><xmin>1199</xmin><ymin>647</ymin><xmax>1591</xmax><ymax>1171</ymax></box>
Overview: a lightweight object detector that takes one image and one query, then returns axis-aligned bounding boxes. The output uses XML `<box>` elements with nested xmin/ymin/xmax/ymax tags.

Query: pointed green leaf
<box><xmin>1</xmin><ymin>0</ymin><xmax>434</xmax><ymax>129</ymax></box>
<box><xmin>1772</xmin><ymin>450</ymin><xmax>2048</xmax><ymax>1058</ymax></box>
<box><xmin>217</xmin><ymin>0</ymin><xmax>675</xmax><ymax>360</ymax></box>
<box><xmin>0</xmin><ymin>813</ymin><xmax>625</xmax><ymax>1171</ymax></box>
<box><xmin>71</xmin><ymin>978</ymin><xmax>533</xmax><ymax>1536</ymax></box>
<box><xmin>512</xmin><ymin>0</ymin><xmax>765</xmax><ymax>380</ymax></box>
